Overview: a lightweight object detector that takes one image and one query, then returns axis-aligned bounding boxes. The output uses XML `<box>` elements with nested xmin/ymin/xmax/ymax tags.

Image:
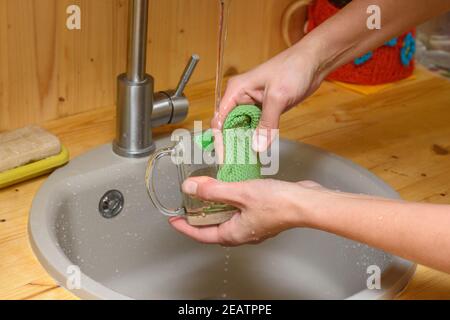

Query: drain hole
<box><xmin>99</xmin><ymin>190</ymin><xmax>124</xmax><ymax>219</ymax></box>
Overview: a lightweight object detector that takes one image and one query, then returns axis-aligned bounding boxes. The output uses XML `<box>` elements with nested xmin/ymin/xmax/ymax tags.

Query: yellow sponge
<box><xmin>0</xmin><ymin>126</ymin><xmax>70</xmax><ymax>189</ymax></box>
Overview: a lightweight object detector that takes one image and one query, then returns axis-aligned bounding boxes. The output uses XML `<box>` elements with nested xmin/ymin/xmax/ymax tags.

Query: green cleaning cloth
<box><xmin>195</xmin><ymin>105</ymin><xmax>262</xmax><ymax>182</ymax></box>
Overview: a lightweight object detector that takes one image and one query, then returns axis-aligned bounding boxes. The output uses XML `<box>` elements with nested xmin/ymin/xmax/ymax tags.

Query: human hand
<box><xmin>169</xmin><ymin>177</ymin><xmax>327</xmax><ymax>246</ymax></box>
<box><xmin>212</xmin><ymin>43</ymin><xmax>325</xmax><ymax>152</ymax></box>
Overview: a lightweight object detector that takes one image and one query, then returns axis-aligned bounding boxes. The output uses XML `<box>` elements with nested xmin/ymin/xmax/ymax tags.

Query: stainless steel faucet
<box><xmin>113</xmin><ymin>0</ymin><xmax>199</xmax><ymax>158</ymax></box>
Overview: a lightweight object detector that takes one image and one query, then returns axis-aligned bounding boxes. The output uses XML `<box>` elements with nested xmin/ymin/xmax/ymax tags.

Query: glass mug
<box><xmin>145</xmin><ymin>134</ymin><xmax>238</xmax><ymax>226</ymax></box>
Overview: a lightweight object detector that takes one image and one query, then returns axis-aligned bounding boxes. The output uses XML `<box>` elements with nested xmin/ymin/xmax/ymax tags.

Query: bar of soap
<box><xmin>0</xmin><ymin>126</ymin><xmax>61</xmax><ymax>173</ymax></box>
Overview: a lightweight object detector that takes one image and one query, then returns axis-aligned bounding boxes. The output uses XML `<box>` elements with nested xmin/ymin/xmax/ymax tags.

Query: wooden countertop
<box><xmin>1</xmin><ymin>66</ymin><xmax>450</xmax><ymax>300</ymax></box>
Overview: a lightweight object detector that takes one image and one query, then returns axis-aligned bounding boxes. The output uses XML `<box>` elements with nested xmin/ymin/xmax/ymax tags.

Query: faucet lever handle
<box><xmin>174</xmin><ymin>54</ymin><xmax>200</xmax><ymax>97</ymax></box>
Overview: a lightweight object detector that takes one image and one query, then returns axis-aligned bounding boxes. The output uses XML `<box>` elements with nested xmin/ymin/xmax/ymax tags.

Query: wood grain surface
<box><xmin>0</xmin><ymin>0</ymin><xmax>292</xmax><ymax>131</ymax></box>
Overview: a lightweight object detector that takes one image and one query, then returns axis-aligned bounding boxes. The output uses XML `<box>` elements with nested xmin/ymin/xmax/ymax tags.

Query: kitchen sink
<box><xmin>29</xmin><ymin>136</ymin><xmax>415</xmax><ymax>299</ymax></box>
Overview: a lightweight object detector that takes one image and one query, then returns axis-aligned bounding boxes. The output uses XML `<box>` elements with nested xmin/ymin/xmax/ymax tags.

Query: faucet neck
<box><xmin>126</xmin><ymin>0</ymin><xmax>149</xmax><ymax>83</ymax></box>
<box><xmin>113</xmin><ymin>0</ymin><xmax>198</xmax><ymax>158</ymax></box>
<box><xmin>113</xmin><ymin>0</ymin><xmax>154</xmax><ymax>158</ymax></box>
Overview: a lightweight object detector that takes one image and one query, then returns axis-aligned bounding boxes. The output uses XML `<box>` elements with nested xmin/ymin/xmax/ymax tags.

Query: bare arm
<box><xmin>304</xmin><ymin>0</ymin><xmax>450</xmax><ymax>76</ymax></box>
<box><xmin>171</xmin><ymin>179</ymin><xmax>450</xmax><ymax>274</ymax></box>
<box><xmin>303</xmin><ymin>189</ymin><xmax>450</xmax><ymax>273</ymax></box>
<box><xmin>170</xmin><ymin>1</ymin><xmax>450</xmax><ymax>274</ymax></box>
<box><xmin>213</xmin><ymin>0</ymin><xmax>450</xmax><ymax>151</ymax></box>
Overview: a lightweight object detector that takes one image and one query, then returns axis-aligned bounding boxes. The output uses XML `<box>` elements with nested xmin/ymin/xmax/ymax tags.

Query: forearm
<box><xmin>301</xmin><ymin>191</ymin><xmax>450</xmax><ymax>273</ymax></box>
<box><xmin>296</xmin><ymin>0</ymin><xmax>450</xmax><ymax>76</ymax></box>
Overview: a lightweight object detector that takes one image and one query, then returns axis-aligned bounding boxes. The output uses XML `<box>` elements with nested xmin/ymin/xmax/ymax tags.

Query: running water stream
<box><xmin>214</xmin><ymin>0</ymin><xmax>232</xmax><ymax>127</ymax></box>
<box><xmin>215</xmin><ymin>0</ymin><xmax>233</xmax><ymax>299</ymax></box>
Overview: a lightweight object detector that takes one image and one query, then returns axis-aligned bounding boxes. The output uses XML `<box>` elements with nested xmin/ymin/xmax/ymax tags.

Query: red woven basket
<box><xmin>306</xmin><ymin>0</ymin><xmax>416</xmax><ymax>85</ymax></box>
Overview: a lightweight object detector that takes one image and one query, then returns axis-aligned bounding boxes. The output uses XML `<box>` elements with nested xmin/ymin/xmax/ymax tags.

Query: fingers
<box><xmin>252</xmin><ymin>86</ymin><xmax>286</xmax><ymax>152</ymax></box>
<box><xmin>169</xmin><ymin>212</ymin><xmax>248</xmax><ymax>246</ymax></box>
<box><xmin>212</xmin><ymin>76</ymin><xmax>259</xmax><ymax>130</ymax></box>
<box><xmin>211</xmin><ymin>74</ymin><xmax>284</xmax><ymax>154</ymax></box>
<box><xmin>181</xmin><ymin>176</ymin><xmax>246</xmax><ymax>208</ymax></box>
<box><xmin>169</xmin><ymin>217</ymin><xmax>222</xmax><ymax>244</ymax></box>
<box><xmin>172</xmin><ymin>179</ymin><xmax>296</xmax><ymax>246</ymax></box>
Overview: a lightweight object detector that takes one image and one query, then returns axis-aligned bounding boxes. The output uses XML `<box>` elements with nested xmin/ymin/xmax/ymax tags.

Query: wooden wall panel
<box><xmin>0</xmin><ymin>0</ymin><xmax>292</xmax><ymax>131</ymax></box>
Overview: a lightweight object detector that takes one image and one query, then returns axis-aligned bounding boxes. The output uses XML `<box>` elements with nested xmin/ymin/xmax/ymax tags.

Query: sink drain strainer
<box><xmin>99</xmin><ymin>190</ymin><xmax>124</xmax><ymax>218</ymax></box>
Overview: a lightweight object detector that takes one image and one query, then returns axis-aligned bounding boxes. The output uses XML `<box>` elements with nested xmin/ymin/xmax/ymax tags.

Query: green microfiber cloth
<box><xmin>195</xmin><ymin>105</ymin><xmax>262</xmax><ymax>182</ymax></box>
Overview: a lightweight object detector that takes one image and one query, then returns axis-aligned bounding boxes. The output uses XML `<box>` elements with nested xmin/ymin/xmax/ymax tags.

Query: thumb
<box><xmin>182</xmin><ymin>176</ymin><xmax>245</xmax><ymax>208</ymax></box>
<box><xmin>253</xmin><ymin>88</ymin><xmax>285</xmax><ymax>152</ymax></box>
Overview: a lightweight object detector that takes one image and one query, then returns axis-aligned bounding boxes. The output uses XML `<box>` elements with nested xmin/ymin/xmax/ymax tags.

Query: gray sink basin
<box><xmin>29</xmin><ymin>136</ymin><xmax>415</xmax><ymax>299</ymax></box>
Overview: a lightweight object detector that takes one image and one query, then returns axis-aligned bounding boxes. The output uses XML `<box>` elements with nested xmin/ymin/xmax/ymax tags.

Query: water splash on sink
<box><xmin>221</xmin><ymin>246</ymin><xmax>231</xmax><ymax>299</ymax></box>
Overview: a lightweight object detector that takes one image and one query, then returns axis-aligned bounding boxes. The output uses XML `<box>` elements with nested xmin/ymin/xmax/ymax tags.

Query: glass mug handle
<box><xmin>145</xmin><ymin>144</ymin><xmax>186</xmax><ymax>217</ymax></box>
